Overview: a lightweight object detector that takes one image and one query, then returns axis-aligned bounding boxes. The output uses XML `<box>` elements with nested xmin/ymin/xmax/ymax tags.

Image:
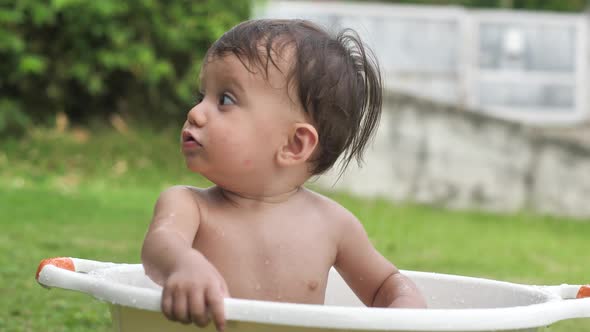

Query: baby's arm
<box><xmin>141</xmin><ymin>186</ymin><xmax>229</xmax><ymax>331</ymax></box>
<box><xmin>334</xmin><ymin>210</ymin><xmax>426</xmax><ymax>308</ymax></box>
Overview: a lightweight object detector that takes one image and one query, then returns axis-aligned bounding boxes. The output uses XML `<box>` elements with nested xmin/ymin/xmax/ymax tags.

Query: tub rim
<box><xmin>36</xmin><ymin>258</ymin><xmax>590</xmax><ymax>331</ymax></box>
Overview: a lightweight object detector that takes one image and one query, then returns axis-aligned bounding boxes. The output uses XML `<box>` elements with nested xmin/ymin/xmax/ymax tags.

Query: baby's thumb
<box><xmin>217</xmin><ymin>276</ymin><xmax>230</xmax><ymax>298</ymax></box>
<box><xmin>220</xmin><ymin>282</ymin><xmax>230</xmax><ymax>297</ymax></box>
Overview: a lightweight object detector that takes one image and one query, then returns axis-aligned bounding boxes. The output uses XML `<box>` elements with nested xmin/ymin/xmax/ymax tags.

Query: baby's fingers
<box><xmin>206</xmin><ymin>287</ymin><xmax>226</xmax><ymax>332</ymax></box>
<box><xmin>188</xmin><ymin>291</ymin><xmax>209</xmax><ymax>327</ymax></box>
<box><xmin>161</xmin><ymin>284</ymin><xmax>175</xmax><ymax>320</ymax></box>
<box><xmin>172</xmin><ymin>287</ymin><xmax>191</xmax><ymax>324</ymax></box>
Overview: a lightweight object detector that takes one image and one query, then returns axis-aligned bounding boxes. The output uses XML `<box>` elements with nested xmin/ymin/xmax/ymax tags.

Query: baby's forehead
<box><xmin>201</xmin><ymin>52</ymin><xmax>304</xmax><ymax>114</ymax></box>
<box><xmin>202</xmin><ymin>51</ymin><xmax>294</xmax><ymax>88</ymax></box>
<box><xmin>210</xmin><ymin>38</ymin><xmax>294</xmax><ymax>70</ymax></box>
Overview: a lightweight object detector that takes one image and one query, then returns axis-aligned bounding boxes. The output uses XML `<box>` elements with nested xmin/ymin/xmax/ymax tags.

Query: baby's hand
<box><xmin>161</xmin><ymin>250</ymin><xmax>230</xmax><ymax>331</ymax></box>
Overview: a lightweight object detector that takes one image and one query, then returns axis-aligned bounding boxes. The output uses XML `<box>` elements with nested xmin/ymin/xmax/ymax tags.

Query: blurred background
<box><xmin>1</xmin><ymin>1</ymin><xmax>590</xmax><ymax>331</ymax></box>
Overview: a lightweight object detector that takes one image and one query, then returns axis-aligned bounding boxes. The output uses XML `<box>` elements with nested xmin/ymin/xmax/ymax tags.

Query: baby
<box><xmin>141</xmin><ymin>19</ymin><xmax>426</xmax><ymax>331</ymax></box>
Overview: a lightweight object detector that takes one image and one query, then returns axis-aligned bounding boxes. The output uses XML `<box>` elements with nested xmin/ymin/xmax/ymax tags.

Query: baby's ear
<box><xmin>277</xmin><ymin>123</ymin><xmax>318</xmax><ymax>167</ymax></box>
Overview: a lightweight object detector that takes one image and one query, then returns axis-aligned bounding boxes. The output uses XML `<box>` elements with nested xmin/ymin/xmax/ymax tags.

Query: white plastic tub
<box><xmin>36</xmin><ymin>257</ymin><xmax>590</xmax><ymax>332</ymax></box>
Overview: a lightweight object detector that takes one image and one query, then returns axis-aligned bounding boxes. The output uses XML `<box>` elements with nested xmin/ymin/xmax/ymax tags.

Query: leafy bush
<box><xmin>0</xmin><ymin>0</ymin><xmax>251</xmax><ymax>135</ymax></box>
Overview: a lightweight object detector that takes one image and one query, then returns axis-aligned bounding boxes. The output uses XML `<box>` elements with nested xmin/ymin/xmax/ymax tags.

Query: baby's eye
<box><xmin>219</xmin><ymin>93</ymin><xmax>235</xmax><ymax>106</ymax></box>
<box><xmin>195</xmin><ymin>92</ymin><xmax>205</xmax><ymax>104</ymax></box>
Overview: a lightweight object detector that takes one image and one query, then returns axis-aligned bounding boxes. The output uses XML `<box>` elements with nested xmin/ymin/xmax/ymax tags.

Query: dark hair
<box><xmin>206</xmin><ymin>19</ymin><xmax>382</xmax><ymax>175</ymax></box>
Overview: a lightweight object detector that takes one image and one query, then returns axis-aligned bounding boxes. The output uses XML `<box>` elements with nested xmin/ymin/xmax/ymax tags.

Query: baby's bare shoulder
<box><xmin>158</xmin><ymin>185</ymin><xmax>205</xmax><ymax>200</ymax></box>
<box><xmin>301</xmin><ymin>188</ymin><xmax>358</xmax><ymax>225</ymax></box>
<box><xmin>155</xmin><ymin>185</ymin><xmax>214</xmax><ymax>212</ymax></box>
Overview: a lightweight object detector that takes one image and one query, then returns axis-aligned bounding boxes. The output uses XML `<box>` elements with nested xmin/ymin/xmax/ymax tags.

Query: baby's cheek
<box><xmin>222</xmin><ymin>140</ymin><xmax>252</xmax><ymax>166</ymax></box>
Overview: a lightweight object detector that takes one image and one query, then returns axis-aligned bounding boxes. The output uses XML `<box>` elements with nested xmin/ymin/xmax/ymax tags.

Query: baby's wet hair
<box><xmin>206</xmin><ymin>19</ymin><xmax>382</xmax><ymax>175</ymax></box>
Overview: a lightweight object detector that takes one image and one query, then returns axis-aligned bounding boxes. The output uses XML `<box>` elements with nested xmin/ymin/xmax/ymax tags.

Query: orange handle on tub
<box><xmin>36</xmin><ymin>257</ymin><xmax>75</xmax><ymax>280</ymax></box>
<box><xmin>577</xmin><ymin>285</ymin><xmax>590</xmax><ymax>299</ymax></box>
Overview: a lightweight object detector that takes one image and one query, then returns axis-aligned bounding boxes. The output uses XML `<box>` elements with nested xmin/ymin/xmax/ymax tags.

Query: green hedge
<box><xmin>0</xmin><ymin>0</ymin><xmax>251</xmax><ymax>135</ymax></box>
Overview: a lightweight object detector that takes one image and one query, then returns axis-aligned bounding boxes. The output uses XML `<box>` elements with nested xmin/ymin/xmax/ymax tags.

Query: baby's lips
<box><xmin>577</xmin><ymin>285</ymin><xmax>590</xmax><ymax>299</ymax></box>
<box><xmin>182</xmin><ymin>130</ymin><xmax>195</xmax><ymax>142</ymax></box>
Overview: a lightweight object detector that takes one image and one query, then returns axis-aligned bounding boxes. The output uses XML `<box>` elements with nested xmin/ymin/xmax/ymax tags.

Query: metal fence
<box><xmin>256</xmin><ymin>1</ymin><xmax>589</xmax><ymax>126</ymax></box>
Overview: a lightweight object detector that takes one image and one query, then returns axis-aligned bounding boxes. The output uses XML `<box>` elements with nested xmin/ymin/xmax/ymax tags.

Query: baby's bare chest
<box><xmin>192</xmin><ymin>210</ymin><xmax>337</xmax><ymax>303</ymax></box>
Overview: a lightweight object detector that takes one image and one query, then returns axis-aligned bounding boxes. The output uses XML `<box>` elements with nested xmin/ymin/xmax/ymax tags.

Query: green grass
<box><xmin>1</xmin><ymin>127</ymin><xmax>589</xmax><ymax>331</ymax></box>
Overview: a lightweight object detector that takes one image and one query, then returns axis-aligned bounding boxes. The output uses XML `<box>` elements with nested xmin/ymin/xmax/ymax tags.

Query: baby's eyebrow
<box><xmin>201</xmin><ymin>68</ymin><xmax>247</xmax><ymax>96</ymax></box>
<box><xmin>226</xmin><ymin>80</ymin><xmax>245</xmax><ymax>96</ymax></box>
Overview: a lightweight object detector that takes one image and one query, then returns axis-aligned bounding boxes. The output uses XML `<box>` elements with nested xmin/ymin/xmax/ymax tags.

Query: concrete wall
<box><xmin>315</xmin><ymin>93</ymin><xmax>590</xmax><ymax>219</ymax></box>
<box><xmin>259</xmin><ymin>1</ymin><xmax>590</xmax><ymax>126</ymax></box>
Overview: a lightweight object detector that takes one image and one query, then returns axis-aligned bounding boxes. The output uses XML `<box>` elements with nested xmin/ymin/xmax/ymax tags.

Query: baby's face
<box><xmin>181</xmin><ymin>54</ymin><xmax>305</xmax><ymax>191</ymax></box>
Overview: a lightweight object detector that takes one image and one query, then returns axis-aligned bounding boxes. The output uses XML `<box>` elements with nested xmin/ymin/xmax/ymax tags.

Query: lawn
<box><xmin>1</xmin><ymin>127</ymin><xmax>589</xmax><ymax>331</ymax></box>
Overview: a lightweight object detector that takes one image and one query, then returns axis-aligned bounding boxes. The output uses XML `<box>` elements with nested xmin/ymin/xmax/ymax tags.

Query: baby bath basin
<box><xmin>36</xmin><ymin>257</ymin><xmax>590</xmax><ymax>332</ymax></box>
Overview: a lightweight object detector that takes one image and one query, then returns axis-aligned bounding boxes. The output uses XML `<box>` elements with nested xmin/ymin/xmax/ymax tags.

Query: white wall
<box><xmin>258</xmin><ymin>1</ymin><xmax>590</xmax><ymax>126</ymax></box>
<box><xmin>314</xmin><ymin>92</ymin><xmax>590</xmax><ymax>218</ymax></box>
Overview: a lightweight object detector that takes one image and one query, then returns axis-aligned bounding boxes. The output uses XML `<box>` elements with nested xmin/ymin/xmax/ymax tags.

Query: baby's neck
<box><xmin>217</xmin><ymin>186</ymin><xmax>303</xmax><ymax>207</ymax></box>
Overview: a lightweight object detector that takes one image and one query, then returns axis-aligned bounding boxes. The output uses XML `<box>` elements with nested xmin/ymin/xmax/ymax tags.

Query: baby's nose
<box><xmin>187</xmin><ymin>104</ymin><xmax>207</xmax><ymax>127</ymax></box>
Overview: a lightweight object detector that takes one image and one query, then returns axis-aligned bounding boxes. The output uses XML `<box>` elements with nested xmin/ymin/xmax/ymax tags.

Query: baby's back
<box><xmin>192</xmin><ymin>186</ymin><xmax>344</xmax><ymax>304</ymax></box>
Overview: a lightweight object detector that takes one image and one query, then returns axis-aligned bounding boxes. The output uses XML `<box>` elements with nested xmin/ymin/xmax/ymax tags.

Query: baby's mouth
<box><xmin>182</xmin><ymin>130</ymin><xmax>202</xmax><ymax>147</ymax></box>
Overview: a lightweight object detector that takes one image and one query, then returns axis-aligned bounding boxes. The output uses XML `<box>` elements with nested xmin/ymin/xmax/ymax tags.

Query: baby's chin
<box><xmin>183</xmin><ymin>158</ymin><xmax>202</xmax><ymax>173</ymax></box>
<box><xmin>187</xmin><ymin>167</ymin><xmax>203</xmax><ymax>175</ymax></box>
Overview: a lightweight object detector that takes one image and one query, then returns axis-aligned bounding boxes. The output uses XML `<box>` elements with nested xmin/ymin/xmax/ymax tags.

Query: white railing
<box><xmin>256</xmin><ymin>1</ymin><xmax>590</xmax><ymax>126</ymax></box>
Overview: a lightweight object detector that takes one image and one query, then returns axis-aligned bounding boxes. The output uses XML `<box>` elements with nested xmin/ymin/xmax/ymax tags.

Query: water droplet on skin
<box><xmin>255</xmin><ymin>283</ymin><xmax>261</xmax><ymax>291</ymax></box>
<box><xmin>169</xmin><ymin>213</ymin><xmax>175</xmax><ymax>217</ymax></box>
<box><xmin>359</xmin><ymin>277</ymin><xmax>364</xmax><ymax>281</ymax></box>
<box><xmin>264</xmin><ymin>259</ymin><xmax>270</xmax><ymax>265</ymax></box>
